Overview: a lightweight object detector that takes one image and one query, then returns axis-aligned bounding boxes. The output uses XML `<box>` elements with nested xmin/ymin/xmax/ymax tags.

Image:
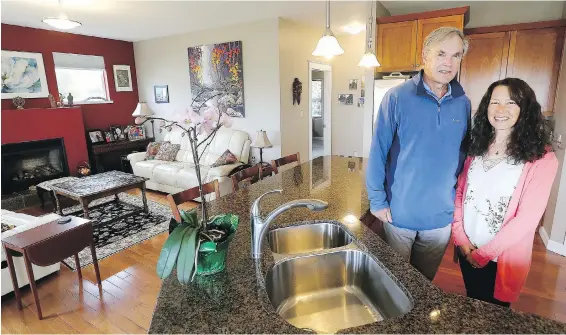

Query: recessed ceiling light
<box><xmin>342</xmin><ymin>22</ymin><xmax>365</xmax><ymax>35</ymax></box>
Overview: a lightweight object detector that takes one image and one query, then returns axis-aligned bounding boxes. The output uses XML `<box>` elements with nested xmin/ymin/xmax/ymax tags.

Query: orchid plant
<box><xmin>137</xmin><ymin>91</ymin><xmax>240</xmax><ymax>284</ymax></box>
<box><xmin>135</xmin><ymin>91</ymin><xmax>233</xmax><ymax>229</ymax></box>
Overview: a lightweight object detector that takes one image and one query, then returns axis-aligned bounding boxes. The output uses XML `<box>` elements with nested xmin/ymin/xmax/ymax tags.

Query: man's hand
<box><xmin>371</xmin><ymin>208</ymin><xmax>392</xmax><ymax>223</ymax></box>
<box><xmin>459</xmin><ymin>243</ymin><xmax>476</xmax><ymax>257</ymax></box>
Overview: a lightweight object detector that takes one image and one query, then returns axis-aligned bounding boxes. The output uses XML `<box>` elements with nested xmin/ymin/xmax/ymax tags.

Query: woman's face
<box><xmin>487</xmin><ymin>85</ymin><xmax>521</xmax><ymax>131</ymax></box>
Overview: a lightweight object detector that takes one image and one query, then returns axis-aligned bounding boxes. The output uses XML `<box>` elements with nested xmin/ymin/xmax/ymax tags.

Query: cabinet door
<box><xmin>376</xmin><ymin>21</ymin><xmax>418</xmax><ymax>72</ymax></box>
<box><xmin>459</xmin><ymin>32</ymin><xmax>510</xmax><ymax>112</ymax></box>
<box><xmin>416</xmin><ymin>15</ymin><xmax>465</xmax><ymax>68</ymax></box>
<box><xmin>506</xmin><ymin>28</ymin><xmax>565</xmax><ymax>115</ymax></box>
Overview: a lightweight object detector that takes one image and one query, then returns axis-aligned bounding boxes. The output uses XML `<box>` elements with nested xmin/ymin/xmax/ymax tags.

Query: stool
<box><xmin>36</xmin><ymin>177</ymin><xmax>79</xmax><ymax>210</ymax></box>
<box><xmin>2</xmin><ymin>216</ymin><xmax>101</xmax><ymax>320</ymax></box>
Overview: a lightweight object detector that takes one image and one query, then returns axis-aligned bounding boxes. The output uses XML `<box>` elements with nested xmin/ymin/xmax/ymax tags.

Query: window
<box><xmin>53</xmin><ymin>52</ymin><xmax>110</xmax><ymax>103</ymax></box>
<box><xmin>311</xmin><ymin>80</ymin><xmax>323</xmax><ymax>118</ymax></box>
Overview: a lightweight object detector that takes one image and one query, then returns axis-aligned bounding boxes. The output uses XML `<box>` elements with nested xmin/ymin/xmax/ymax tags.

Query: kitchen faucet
<box><xmin>250</xmin><ymin>189</ymin><xmax>328</xmax><ymax>259</ymax></box>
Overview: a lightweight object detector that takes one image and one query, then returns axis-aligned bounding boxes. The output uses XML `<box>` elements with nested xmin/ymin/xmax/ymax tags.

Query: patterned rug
<box><xmin>61</xmin><ymin>193</ymin><xmax>171</xmax><ymax>270</ymax></box>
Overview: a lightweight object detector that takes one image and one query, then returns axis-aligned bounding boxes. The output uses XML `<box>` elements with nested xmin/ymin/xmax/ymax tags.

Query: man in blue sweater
<box><xmin>367</xmin><ymin>27</ymin><xmax>471</xmax><ymax>280</ymax></box>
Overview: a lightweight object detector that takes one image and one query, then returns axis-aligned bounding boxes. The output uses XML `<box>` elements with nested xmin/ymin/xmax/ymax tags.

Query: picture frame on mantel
<box><xmin>113</xmin><ymin>65</ymin><xmax>133</xmax><ymax>92</ymax></box>
<box><xmin>1</xmin><ymin>50</ymin><xmax>49</xmax><ymax>99</ymax></box>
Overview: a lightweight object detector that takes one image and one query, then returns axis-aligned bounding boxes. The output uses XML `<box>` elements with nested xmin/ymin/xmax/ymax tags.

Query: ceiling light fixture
<box><xmin>312</xmin><ymin>1</ymin><xmax>344</xmax><ymax>59</ymax></box>
<box><xmin>42</xmin><ymin>1</ymin><xmax>82</xmax><ymax>30</ymax></box>
<box><xmin>358</xmin><ymin>1</ymin><xmax>380</xmax><ymax>68</ymax></box>
<box><xmin>343</xmin><ymin>22</ymin><xmax>365</xmax><ymax>35</ymax></box>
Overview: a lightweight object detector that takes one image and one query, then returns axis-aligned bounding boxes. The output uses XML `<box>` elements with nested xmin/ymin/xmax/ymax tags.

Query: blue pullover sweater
<box><xmin>366</xmin><ymin>70</ymin><xmax>471</xmax><ymax>230</ymax></box>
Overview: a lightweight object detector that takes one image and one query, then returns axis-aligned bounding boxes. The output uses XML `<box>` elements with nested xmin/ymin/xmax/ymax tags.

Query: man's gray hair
<box><xmin>422</xmin><ymin>27</ymin><xmax>469</xmax><ymax>57</ymax></box>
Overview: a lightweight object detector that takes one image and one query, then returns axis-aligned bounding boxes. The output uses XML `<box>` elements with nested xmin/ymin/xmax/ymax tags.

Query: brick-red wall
<box><xmin>1</xmin><ymin>24</ymin><xmax>139</xmax><ymax>130</ymax></box>
<box><xmin>1</xmin><ymin>107</ymin><xmax>89</xmax><ymax>176</ymax></box>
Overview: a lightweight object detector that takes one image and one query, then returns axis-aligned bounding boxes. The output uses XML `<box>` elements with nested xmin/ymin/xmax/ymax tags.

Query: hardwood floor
<box><xmin>2</xmin><ymin>190</ymin><xmax>565</xmax><ymax>333</ymax></box>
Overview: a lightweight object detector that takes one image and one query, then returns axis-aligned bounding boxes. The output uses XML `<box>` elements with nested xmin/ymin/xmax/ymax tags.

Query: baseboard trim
<box><xmin>538</xmin><ymin>226</ymin><xmax>566</xmax><ymax>256</ymax></box>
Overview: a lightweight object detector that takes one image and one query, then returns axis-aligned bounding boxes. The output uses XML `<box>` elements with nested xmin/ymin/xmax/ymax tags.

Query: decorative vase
<box><xmin>12</xmin><ymin>96</ymin><xmax>25</xmax><ymax>110</ymax></box>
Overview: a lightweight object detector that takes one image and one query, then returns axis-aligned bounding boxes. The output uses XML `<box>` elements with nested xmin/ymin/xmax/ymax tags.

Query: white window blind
<box><xmin>52</xmin><ymin>52</ymin><xmax>105</xmax><ymax>70</ymax></box>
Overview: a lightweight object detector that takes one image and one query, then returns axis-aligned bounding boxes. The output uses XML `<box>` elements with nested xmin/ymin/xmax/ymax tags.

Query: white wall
<box><xmin>133</xmin><ymin>19</ymin><xmax>282</xmax><ymax>164</ymax></box>
<box><xmin>278</xmin><ymin>19</ymin><xmax>329</xmax><ymax>161</ymax></box>
<box><xmin>384</xmin><ymin>1</ymin><xmax>564</xmax><ymax>28</ymax></box>
<box><xmin>542</xmin><ymin>38</ymin><xmax>566</xmax><ymax>246</ymax></box>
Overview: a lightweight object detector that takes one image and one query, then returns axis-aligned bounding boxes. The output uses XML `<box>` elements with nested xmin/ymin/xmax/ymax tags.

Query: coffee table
<box><xmin>50</xmin><ymin>171</ymin><xmax>148</xmax><ymax>219</ymax></box>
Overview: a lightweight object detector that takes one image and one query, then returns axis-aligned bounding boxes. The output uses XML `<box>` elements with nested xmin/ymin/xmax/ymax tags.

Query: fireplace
<box><xmin>2</xmin><ymin>138</ymin><xmax>69</xmax><ymax>194</ymax></box>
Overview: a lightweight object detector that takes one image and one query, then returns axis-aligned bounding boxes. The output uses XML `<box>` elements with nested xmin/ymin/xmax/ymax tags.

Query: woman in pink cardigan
<box><xmin>452</xmin><ymin>78</ymin><xmax>558</xmax><ymax>307</ymax></box>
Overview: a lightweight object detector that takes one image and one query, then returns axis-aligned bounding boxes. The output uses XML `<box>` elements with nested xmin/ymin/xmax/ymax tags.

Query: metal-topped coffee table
<box><xmin>50</xmin><ymin>171</ymin><xmax>148</xmax><ymax>219</ymax></box>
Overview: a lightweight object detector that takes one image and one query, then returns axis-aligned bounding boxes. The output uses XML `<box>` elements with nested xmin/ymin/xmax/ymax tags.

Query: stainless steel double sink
<box><xmin>264</xmin><ymin>222</ymin><xmax>413</xmax><ymax>333</ymax></box>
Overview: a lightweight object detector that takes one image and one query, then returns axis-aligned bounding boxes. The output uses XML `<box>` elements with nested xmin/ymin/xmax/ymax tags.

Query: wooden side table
<box><xmin>2</xmin><ymin>216</ymin><xmax>102</xmax><ymax>320</ymax></box>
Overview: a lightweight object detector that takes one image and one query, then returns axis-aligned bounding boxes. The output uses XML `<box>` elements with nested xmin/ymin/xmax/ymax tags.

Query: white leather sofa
<box><xmin>1</xmin><ymin>210</ymin><xmax>61</xmax><ymax>296</ymax></box>
<box><xmin>127</xmin><ymin>127</ymin><xmax>251</xmax><ymax>197</ymax></box>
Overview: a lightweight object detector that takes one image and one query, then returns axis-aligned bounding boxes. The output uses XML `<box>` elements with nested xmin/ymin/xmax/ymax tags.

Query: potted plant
<box><xmin>135</xmin><ymin>91</ymin><xmax>238</xmax><ymax>284</ymax></box>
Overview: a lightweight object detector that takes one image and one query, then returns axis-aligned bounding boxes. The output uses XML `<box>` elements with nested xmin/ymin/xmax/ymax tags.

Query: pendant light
<box><xmin>312</xmin><ymin>1</ymin><xmax>344</xmax><ymax>58</ymax></box>
<box><xmin>358</xmin><ymin>1</ymin><xmax>380</xmax><ymax>68</ymax></box>
<box><xmin>42</xmin><ymin>0</ymin><xmax>82</xmax><ymax>30</ymax></box>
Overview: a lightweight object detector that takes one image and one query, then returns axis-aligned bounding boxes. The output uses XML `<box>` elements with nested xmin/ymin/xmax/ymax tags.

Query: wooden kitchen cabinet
<box><xmin>376</xmin><ymin>21</ymin><xmax>418</xmax><ymax>72</ymax></box>
<box><xmin>376</xmin><ymin>7</ymin><xmax>468</xmax><ymax>72</ymax></box>
<box><xmin>460</xmin><ymin>26</ymin><xmax>565</xmax><ymax>115</ymax></box>
<box><xmin>506</xmin><ymin>28</ymin><xmax>565</xmax><ymax>114</ymax></box>
<box><xmin>459</xmin><ymin>32</ymin><xmax>510</xmax><ymax>111</ymax></box>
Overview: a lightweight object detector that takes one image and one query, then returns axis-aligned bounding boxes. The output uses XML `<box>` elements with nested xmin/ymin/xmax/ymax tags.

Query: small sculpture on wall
<box><xmin>12</xmin><ymin>96</ymin><xmax>25</xmax><ymax>110</ymax></box>
<box><xmin>292</xmin><ymin>78</ymin><xmax>302</xmax><ymax>105</ymax></box>
<box><xmin>67</xmin><ymin>93</ymin><xmax>74</xmax><ymax>107</ymax></box>
<box><xmin>48</xmin><ymin>94</ymin><xmax>57</xmax><ymax>108</ymax></box>
<box><xmin>57</xmin><ymin>93</ymin><xmax>64</xmax><ymax>107</ymax></box>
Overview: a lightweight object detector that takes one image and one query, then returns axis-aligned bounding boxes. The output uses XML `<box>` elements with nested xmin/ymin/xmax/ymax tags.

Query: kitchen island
<box><xmin>149</xmin><ymin>156</ymin><xmax>566</xmax><ymax>334</ymax></box>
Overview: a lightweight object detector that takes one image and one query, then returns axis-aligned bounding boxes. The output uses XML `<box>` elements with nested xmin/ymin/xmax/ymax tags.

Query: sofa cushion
<box><xmin>145</xmin><ymin>141</ymin><xmax>165</xmax><ymax>160</ymax></box>
<box><xmin>132</xmin><ymin>160</ymin><xmax>168</xmax><ymax>179</ymax></box>
<box><xmin>175</xmin><ymin>165</ymin><xmax>211</xmax><ymax>190</ymax></box>
<box><xmin>207</xmin><ymin>163</ymin><xmax>242</xmax><ymax>178</ymax></box>
<box><xmin>211</xmin><ymin>149</ymin><xmax>238</xmax><ymax>167</ymax></box>
<box><xmin>152</xmin><ymin>162</ymin><xmax>194</xmax><ymax>186</ymax></box>
<box><xmin>155</xmin><ymin>142</ymin><xmax>181</xmax><ymax>161</ymax></box>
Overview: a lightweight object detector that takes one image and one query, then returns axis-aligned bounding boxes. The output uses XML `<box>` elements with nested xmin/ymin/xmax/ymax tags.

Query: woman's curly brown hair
<box><xmin>468</xmin><ymin>78</ymin><xmax>551</xmax><ymax>163</ymax></box>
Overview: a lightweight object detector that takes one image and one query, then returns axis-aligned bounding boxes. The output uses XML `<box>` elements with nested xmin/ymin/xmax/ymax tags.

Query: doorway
<box><xmin>308</xmin><ymin>62</ymin><xmax>332</xmax><ymax>161</ymax></box>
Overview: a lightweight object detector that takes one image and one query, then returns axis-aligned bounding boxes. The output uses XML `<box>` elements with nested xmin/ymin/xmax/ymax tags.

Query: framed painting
<box><xmin>154</xmin><ymin>85</ymin><xmax>169</xmax><ymax>103</ymax></box>
<box><xmin>188</xmin><ymin>40</ymin><xmax>245</xmax><ymax>117</ymax></box>
<box><xmin>1</xmin><ymin>51</ymin><xmax>49</xmax><ymax>99</ymax></box>
<box><xmin>113</xmin><ymin>65</ymin><xmax>133</xmax><ymax>92</ymax></box>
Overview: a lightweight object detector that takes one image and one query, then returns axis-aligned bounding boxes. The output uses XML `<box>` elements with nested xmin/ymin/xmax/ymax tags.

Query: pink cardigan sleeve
<box><xmin>452</xmin><ymin>157</ymin><xmax>473</xmax><ymax>247</ymax></box>
<box><xmin>472</xmin><ymin>153</ymin><xmax>558</xmax><ymax>267</ymax></box>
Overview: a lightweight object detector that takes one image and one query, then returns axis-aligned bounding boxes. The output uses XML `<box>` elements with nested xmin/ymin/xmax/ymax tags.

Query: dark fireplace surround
<box><xmin>2</xmin><ymin>138</ymin><xmax>70</xmax><ymax>195</ymax></box>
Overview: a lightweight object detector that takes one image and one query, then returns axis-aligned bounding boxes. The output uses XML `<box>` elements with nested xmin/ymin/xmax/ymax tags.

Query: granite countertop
<box><xmin>149</xmin><ymin>156</ymin><xmax>566</xmax><ymax>334</ymax></box>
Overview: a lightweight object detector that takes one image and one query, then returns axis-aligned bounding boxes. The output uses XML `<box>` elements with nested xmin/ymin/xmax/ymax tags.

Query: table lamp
<box><xmin>251</xmin><ymin>130</ymin><xmax>273</xmax><ymax>166</ymax></box>
<box><xmin>132</xmin><ymin>102</ymin><xmax>154</xmax><ymax>138</ymax></box>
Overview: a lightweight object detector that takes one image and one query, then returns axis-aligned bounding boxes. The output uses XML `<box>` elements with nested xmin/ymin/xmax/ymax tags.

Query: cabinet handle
<box><xmin>416</xmin><ymin>63</ymin><xmax>420</xmax><ymax>67</ymax></box>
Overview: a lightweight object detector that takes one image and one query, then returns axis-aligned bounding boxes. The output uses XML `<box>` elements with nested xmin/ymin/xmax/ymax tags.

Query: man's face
<box><xmin>422</xmin><ymin>34</ymin><xmax>464</xmax><ymax>85</ymax></box>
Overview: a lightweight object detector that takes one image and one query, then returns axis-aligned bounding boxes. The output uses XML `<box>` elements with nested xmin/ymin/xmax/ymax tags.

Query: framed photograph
<box><xmin>110</xmin><ymin>125</ymin><xmax>126</xmax><ymax>141</ymax></box>
<box><xmin>128</xmin><ymin>125</ymin><xmax>146</xmax><ymax>141</ymax></box>
<box><xmin>1</xmin><ymin>50</ymin><xmax>49</xmax><ymax>99</ymax></box>
<box><xmin>154</xmin><ymin>85</ymin><xmax>169</xmax><ymax>103</ymax></box>
<box><xmin>338</xmin><ymin>94</ymin><xmax>354</xmax><ymax>105</ymax></box>
<box><xmin>105</xmin><ymin>131</ymin><xmax>115</xmax><ymax>143</ymax></box>
<box><xmin>113</xmin><ymin>65</ymin><xmax>133</xmax><ymax>92</ymax></box>
<box><xmin>87</xmin><ymin>129</ymin><xmax>105</xmax><ymax>144</ymax></box>
<box><xmin>349</xmin><ymin>79</ymin><xmax>358</xmax><ymax>91</ymax></box>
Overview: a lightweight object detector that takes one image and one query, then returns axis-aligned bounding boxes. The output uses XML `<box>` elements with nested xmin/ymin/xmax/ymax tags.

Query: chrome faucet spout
<box><xmin>250</xmin><ymin>190</ymin><xmax>328</xmax><ymax>259</ymax></box>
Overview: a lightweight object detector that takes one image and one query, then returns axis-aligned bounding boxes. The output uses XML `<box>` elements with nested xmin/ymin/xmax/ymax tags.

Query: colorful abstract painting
<box><xmin>188</xmin><ymin>40</ymin><xmax>245</xmax><ymax>118</ymax></box>
<box><xmin>1</xmin><ymin>51</ymin><xmax>49</xmax><ymax>99</ymax></box>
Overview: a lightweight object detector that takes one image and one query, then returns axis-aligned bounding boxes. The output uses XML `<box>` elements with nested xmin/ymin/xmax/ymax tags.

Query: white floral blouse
<box><xmin>463</xmin><ymin>156</ymin><xmax>524</xmax><ymax>262</ymax></box>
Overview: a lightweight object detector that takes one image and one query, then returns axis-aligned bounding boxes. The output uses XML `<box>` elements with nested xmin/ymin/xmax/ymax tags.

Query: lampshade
<box><xmin>312</xmin><ymin>29</ymin><xmax>345</xmax><ymax>58</ymax></box>
<box><xmin>132</xmin><ymin>102</ymin><xmax>154</xmax><ymax>117</ymax></box>
<box><xmin>358</xmin><ymin>52</ymin><xmax>380</xmax><ymax>68</ymax></box>
<box><xmin>251</xmin><ymin>130</ymin><xmax>273</xmax><ymax>149</ymax></box>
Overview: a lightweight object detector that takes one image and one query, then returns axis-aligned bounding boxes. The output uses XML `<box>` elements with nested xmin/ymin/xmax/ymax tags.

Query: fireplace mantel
<box><xmin>1</xmin><ymin>107</ymin><xmax>89</xmax><ymax>176</ymax></box>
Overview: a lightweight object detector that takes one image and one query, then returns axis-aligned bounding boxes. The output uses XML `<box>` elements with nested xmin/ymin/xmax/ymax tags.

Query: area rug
<box><xmin>60</xmin><ymin>193</ymin><xmax>171</xmax><ymax>270</ymax></box>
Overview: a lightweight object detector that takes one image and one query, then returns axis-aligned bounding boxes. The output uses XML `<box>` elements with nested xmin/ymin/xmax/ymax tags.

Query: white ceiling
<box><xmin>1</xmin><ymin>0</ymin><xmax>372</xmax><ymax>42</ymax></box>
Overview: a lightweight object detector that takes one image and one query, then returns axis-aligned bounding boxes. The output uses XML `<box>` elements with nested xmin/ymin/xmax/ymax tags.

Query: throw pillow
<box><xmin>211</xmin><ymin>149</ymin><xmax>238</xmax><ymax>167</ymax></box>
<box><xmin>155</xmin><ymin>142</ymin><xmax>181</xmax><ymax>161</ymax></box>
<box><xmin>145</xmin><ymin>142</ymin><xmax>164</xmax><ymax>160</ymax></box>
